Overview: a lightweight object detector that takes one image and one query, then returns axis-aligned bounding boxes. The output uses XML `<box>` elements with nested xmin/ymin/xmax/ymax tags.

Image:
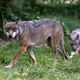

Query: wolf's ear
<box><xmin>69</xmin><ymin>35</ymin><xmax>71</xmax><ymax>40</ymax></box>
<box><xmin>76</xmin><ymin>34</ymin><xmax>79</xmax><ymax>40</ymax></box>
<box><xmin>3</xmin><ymin>19</ymin><xmax>7</xmax><ymax>32</ymax></box>
<box><xmin>3</xmin><ymin>19</ymin><xmax>7</xmax><ymax>25</ymax></box>
<box><xmin>15</xmin><ymin>19</ymin><xmax>21</xmax><ymax>24</ymax></box>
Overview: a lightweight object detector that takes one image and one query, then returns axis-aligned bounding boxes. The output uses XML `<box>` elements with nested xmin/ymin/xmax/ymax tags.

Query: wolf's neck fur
<box><xmin>18</xmin><ymin>26</ymin><xmax>24</xmax><ymax>35</ymax></box>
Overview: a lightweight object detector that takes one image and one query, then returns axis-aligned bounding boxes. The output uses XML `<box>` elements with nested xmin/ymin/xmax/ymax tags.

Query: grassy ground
<box><xmin>0</xmin><ymin>16</ymin><xmax>80</xmax><ymax>80</ymax></box>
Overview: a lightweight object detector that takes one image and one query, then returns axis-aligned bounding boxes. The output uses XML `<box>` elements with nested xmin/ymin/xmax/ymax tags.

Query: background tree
<box><xmin>0</xmin><ymin>0</ymin><xmax>12</xmax><ymax>38</ymax></box>
<box><xmin>0</xmin><ymin>0</ymin><xmax>80</xmax><ymax>38</ymax></box>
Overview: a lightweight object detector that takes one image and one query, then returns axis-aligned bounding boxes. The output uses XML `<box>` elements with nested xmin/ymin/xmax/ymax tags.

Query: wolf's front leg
<box><xmin>5</xmin><ymin>45</ymin><xmax>27</xmax><ymax>69</ymax></box>
<box><xmin>28</xmin><ymin>46</ymin><xmax>37</xmax><ymax>64</ymax></box>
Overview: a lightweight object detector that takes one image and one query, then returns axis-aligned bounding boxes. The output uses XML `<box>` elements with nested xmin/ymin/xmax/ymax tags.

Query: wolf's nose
<box><xmin>72</xmin><ymin>48</ymin><xmax>76</xmax><ymax>51</ymax></box>
<box><xmin>9</xmin><ymin>35</ymin><xmax>12</xmax><ymax>38</ymax></box>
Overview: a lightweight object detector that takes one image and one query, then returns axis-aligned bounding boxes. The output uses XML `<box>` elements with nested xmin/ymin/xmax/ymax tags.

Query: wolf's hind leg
<box><xmin>59</xmin><ymin>36</ymin><xmax>68</xmax><ymax>60</ymax></box>
<box><xmin>51</xmin><ymin>37</ymin><xmax>59</xmax><ymax>63</ymax></box>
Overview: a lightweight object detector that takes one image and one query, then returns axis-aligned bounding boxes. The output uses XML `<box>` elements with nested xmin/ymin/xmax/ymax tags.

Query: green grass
<box><xmin>0</xmin><ymin>40</ymin><xmax>80</xmax><ymax>80</ymax></box>
<box><xmin>0</xmin><ymin>16</ymin><xmax>80</xmax><ymax>80</ymax></box>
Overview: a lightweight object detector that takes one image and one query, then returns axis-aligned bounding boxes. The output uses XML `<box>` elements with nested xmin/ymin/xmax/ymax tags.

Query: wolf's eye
<box><xmin>6</xmin><ymin>28</ymin><xmax>10</xmax><ymax>32</ymax></box>
<box><xmin>75</xmin><ymin>43</ymin><xmax>77</xmax><ymax>45</ymax></box>
<box><xmin>71</xmin><ymin>43</ymin><xmax>77</xmax><ymax>46</ymax></box>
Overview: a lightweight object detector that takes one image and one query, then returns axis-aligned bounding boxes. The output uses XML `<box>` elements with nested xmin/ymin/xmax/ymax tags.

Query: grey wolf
<box><xmin>3</xmin><ymin>19</ymin><xmax>68</xmax><ymax>69</ymax></box>
<box><xmin>69</xmin><ymin>28</ymin><xmax>80</xmax><ymax>58</ymax></box>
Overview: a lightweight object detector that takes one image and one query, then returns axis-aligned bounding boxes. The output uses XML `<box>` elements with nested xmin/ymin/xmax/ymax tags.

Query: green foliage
<box><xmin>0</xmin><ymin>0</ymin><xmax>80</xmax><ymax>38</ymax></box>
<box><xmin>6</xmin><ymin>4</ymin><xmax>80</xmax><ymax>21</ymax></box>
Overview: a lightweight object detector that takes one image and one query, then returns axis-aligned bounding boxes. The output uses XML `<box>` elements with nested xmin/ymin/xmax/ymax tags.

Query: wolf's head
<box><xmin>69</xmin><ymin>31</ymin><xmax>80</xmax><ymax>52</ymax></box>
<box><xmin>3</xmin><ymin>21</ymin><xmax>19</xmax><ymax>39</ymax></box>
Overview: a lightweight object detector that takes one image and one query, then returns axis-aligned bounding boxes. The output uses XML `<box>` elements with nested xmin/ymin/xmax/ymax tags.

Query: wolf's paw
<box><xmin>5</xmin><ymin>64</ymin><xmax>13</xmax><ymax>69</ymax></box>
<box><xmin>54</xmin><ymin>59</ymin><xmax>58</xmax><ymax>64</ymax></box>
<box><xmin>69</xmin><ymin>55</ymin><xmax>73</xmax><ymax>58</ymax></box>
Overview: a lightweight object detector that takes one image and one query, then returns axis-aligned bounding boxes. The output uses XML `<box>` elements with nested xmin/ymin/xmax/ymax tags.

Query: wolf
<box><xmin>3</xmin><ymin>19</ymin><xmax>68</xmax><ymax>69</ymax></box>
<box><xmin>69</xmin><ymin>28</ymin><xmax>80</xmax><ymax>58</ymax></box>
